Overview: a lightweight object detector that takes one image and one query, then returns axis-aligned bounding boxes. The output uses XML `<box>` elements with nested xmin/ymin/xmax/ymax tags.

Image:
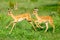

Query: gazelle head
<box><xmin>33</xmin><ymin>8</ymin><xmax>38</xmax><ymax>15</ymax></box>
<box><xmin>8</xmin><ymin>8</ymin><xmax>12</xmax><ymax>16</ymax></box>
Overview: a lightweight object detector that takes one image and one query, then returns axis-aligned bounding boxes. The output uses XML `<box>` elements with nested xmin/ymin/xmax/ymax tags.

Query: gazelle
<box><xmin>33</xmin><ymin>8</ymin><xmax>55</xmax><ymax>32</ymax></box>
<box><xmin>6</xmin><ymin>9</ymin><xmax>36</xmax><ymax>34</ymax></box>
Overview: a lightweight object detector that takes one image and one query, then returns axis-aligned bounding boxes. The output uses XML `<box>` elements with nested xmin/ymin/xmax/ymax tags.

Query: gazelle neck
<box><xmin>35</xmin><ymin>13</ymin><xmax>39</xmax><ymax>18</ymax></box>
<box><xmin>10</xmin><ymin>14</ymin><xmax>16</xmax><ymax>20</ymax></box>
<box><xmin>8</xmin><ymin>9</ymin><xmax>16</xmax><ymax>20</ymax></box>
<box><xmin>33</xmin><ymin>12</ymin><xmax>39</xmax><ymax>19</ymax></box>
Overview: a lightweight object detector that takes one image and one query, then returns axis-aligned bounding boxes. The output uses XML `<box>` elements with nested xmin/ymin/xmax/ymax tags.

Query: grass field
<box><xmin>0</xmin><ymin>0</ymin><xmax>60</xmax><ymax>40</ymax></box>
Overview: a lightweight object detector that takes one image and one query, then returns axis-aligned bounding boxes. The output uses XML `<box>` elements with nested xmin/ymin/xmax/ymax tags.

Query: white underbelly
<box><xmin>18</xmin><ymin>18</ymin><xmax>25</xmax><ymax>22</ymax></box>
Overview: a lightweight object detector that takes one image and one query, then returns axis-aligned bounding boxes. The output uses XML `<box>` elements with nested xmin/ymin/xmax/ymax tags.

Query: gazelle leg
<box><xmin>6</xmin><ymin>21</ymin><xmax>14</xmax><ymax>29</ymax></box>
<box><xmin>9</xmin><ymin>22</ymin><xmax>16</xmax><ymax>34</ymax></box>
<box><xmin>30</xmin><ymin>22</ymin><xmax>36</xmax><ymax>31</ymax></box>
<box><xmin>50</xmin><ymin>24</ymin><xmax>55</xmax><ymax>33</ymax></box>
<box><xmin>53</xmin><ymin>25</ymin><xmax>55</xmax><ymax>33</ymax></box>
<box><xmin>37</xmin><ymin>23</ymin><xmax>44</xmax><ymax>29</ymax></box>
<box><xmin>52</xmin><ymin>25</ymin><xmax>55</xmax><ymax>33</ymax></box>
<box><xmin>35</xmin><ymin>22</ymin><xmax>43</xmax><ymax>29</ymax></box>
<box><xmin>44</xmin><ymin>22</ymin><xmax>48</xmax><ymax>32</ymax></box>
<box><xmin>34</xmin><ymin>22</ymin><xmax>39</xmax><ymax>28</ymax></box>
<box><xmin>49</xmin><ymin>21</ymin><xmax>55</xmax><ymax>33</ymax></box>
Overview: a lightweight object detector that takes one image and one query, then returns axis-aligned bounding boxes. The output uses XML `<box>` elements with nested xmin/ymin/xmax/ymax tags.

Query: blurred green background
<box><xmin>0</xmin><ymin>0</ymin><xmax>60</xmax><ymax>40</ymax></box>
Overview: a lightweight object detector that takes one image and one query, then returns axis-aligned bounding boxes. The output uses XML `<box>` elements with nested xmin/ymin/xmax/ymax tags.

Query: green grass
<box><xmin>0</xmin><ymin>0</ymin><xmax>60</xmax><ymax>40</ymax></box>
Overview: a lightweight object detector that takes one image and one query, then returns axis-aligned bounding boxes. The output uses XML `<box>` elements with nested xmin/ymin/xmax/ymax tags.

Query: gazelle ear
<box><xmin>8</xmin><ymin>8</ymin><xmax>9</xmax><ymax>10</ymax></box>
<box><xmin>7</xmin><ymin>8</ymin><xmax>12</xmax><ymax>14</ymax></box>
<box><xmin>8</xmin><ymin>8</ymin><xmax>10</xmax><ymax>10</ymax></box>
<box><xmin>8</xmin><ymin>8</ymin><xmax>11</xmax><ymax>12</ymax></box>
